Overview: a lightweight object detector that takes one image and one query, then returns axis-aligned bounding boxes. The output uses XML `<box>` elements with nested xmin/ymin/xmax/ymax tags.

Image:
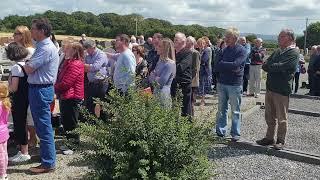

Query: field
<box><xmin>0</xmin><ymin>32</ymin><xmax>112</xmax><ymax>41</ymax></box>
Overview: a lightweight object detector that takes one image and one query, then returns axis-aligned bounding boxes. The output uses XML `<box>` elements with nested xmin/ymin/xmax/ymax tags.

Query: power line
<box><xmin>145</xmin><ymin>17</ymin><xmax>320</xmax><ymax>23</ymax></box>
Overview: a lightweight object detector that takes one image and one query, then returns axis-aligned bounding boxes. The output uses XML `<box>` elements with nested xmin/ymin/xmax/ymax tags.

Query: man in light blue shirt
<box><xmin>113</xmin><ymin>34</ymin><xmax>136</xmax><ymax>93</ymax></box>
<box><xmin>24</xmin><ymin>18</ymin><xmax>59</xmax><ymax>174</ymax></box>
<box><xmin>239</xmin><ymin>37</ymin><xmax>251</xmax><ymax>95</ymax></box>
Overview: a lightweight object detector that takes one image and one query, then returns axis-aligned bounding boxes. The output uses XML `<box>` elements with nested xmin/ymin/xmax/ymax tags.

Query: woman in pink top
<box><xmin>0</xmin><ymin>83</ymin><xmax>11</xmax><ymax>180</ymax></box>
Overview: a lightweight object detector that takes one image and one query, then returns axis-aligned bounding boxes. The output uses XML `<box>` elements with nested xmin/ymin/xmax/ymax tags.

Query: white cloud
<box><xmin>0</xmin><ymin>0</ymin><xmax>320</xmax><ymax>35</ymax></box>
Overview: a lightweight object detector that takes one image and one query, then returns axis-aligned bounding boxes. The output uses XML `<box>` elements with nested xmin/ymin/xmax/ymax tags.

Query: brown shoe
<box><xmin>29</xmin><ymin>165</ymin><xmax>55</xmax><ymax>174</ymax></box>
<box><xmin>256</xmin><ymin>138</ymin><xmax>274</xmax><ymax>146</ymax></box>
<box><xmin>273</xmin><ymin>143</ymin><xmax>284</xmax><ymax>150</ymax></box>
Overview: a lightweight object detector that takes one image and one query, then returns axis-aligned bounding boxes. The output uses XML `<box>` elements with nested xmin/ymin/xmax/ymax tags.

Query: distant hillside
<box><xmin>0</xmin><ymin>10</ymin><xmax>224</xmax><ymax>42</ymax></box>
<box><xmin>241</xmin><ymin>33</ymin><xmax>277</xmax><ymax>41</ymax></box>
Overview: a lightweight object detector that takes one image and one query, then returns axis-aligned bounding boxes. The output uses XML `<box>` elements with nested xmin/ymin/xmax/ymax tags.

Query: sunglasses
<box><xmin>13</xmin><ymin>32</ymin><xmax>22</xmax><ymax>36</ymax></box>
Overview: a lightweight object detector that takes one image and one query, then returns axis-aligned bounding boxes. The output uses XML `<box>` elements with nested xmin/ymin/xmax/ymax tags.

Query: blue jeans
<box><xmin>29</xmin><ymin>85</ymin><xmax>56</xmax><ymax>168</ymax></box>
<box><xmin>215</xmin><ymin>83</ymin><xmax>242</xmax><ymax>138</ymax></box>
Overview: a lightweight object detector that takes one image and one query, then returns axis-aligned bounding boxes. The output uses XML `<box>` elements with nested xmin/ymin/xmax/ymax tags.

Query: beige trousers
<box><xmin>265</xmin><ymin>91</ymin><xmax>289</xmax><ymax>143</ymax></box>
<box><xmin>249</xmin><ymin>65</ymin><xmax>262</xmax><ymax>95</ymax></box>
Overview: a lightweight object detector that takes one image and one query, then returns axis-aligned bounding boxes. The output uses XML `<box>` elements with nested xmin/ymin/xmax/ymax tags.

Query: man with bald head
<box><xmin>249</xmin><ymin>38</ymin><xmax>266</xmax><ymax>98</ymax></box>
<box><xmin>172</xmin><ymin>32</ymin><xmax>193</xmax><ymax>117</ymax></box>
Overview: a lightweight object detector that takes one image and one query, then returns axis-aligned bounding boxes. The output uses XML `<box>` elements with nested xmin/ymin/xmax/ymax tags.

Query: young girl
<box><xmin>0</xmin><ymin>83</ymin><xmax>11</xmax><ymax>180</ymax></box>
<box><xmin>55</xmin><ymin>42</ymin><xmax>84</xmax><ymax>155</ymax></box>
<box><xmin>6</xmin><ymin>42</ymin><xmax>31</xmax><ymax>162</ymax></box>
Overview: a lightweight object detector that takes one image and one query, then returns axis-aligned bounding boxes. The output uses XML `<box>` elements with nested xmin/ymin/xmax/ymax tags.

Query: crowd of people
<box><xmin>0</xmin><ymin>17</ymin><xmax>318</xmax><ymax>179</ymax></box>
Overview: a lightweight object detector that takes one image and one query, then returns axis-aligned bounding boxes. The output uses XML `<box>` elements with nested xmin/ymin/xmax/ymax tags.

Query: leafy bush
<box><xmin>76</xmin><ymin>89</ymin><xmax>214</xmax><ymax>179</ymax></box>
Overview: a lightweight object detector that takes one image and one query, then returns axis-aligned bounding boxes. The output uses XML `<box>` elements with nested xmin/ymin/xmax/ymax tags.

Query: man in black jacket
<box><xmin>146</xmin><ymin>33</ymin><xmax>163</xmax><ymax>73</ymax></box>
<box><xmin>172</xmin><ymin>32</ymin><xmax>193</xmax><ymax>117</ymax></box>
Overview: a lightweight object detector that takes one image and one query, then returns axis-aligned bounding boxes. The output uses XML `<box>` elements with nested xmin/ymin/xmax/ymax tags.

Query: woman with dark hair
<box><xmin>133</xmin><ymin>45</ymin><xmax>148</xmax><ymax>78</ymax></box>
<box><xmin>6</xmin><ymin>42</ymin><xmax>31</xmax><ymax>163</ymax></box>
<box><xmin>54</xmin><ymin>42</ymin><xmax>84</xmax><ymax>154</ymax></box>
<box><xmin>50</xmin><ymin>33</ymin><xmax>60</xmax><ymax>50</ymax></box>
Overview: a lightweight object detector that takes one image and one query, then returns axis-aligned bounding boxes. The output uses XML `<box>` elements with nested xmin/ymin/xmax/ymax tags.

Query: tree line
<box><xmin>3</xmin><ymin>10</ymin><xmax>320</xmax><ymax>49</ymax></box>
<box><xmin>0</xmin><ymin>10</ymin><xmax>225</xmax><ymax>43</ymax></box>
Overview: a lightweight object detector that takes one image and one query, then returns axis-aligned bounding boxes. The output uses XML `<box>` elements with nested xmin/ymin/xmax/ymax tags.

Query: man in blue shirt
<box><xmin>239</xmin><ymin>37</ymin><xmax>251</xmax><ymax>95</ymax></box>
<box><xmin>24</xmin><ymin>18</ymin><xmax>59</xmax><ymax>174</ymax></box>
<box><xmin>113</xmin><ymin>34</ymin><xmax>136</xmax><ymax>94</ymax></box>
<box><xmin>215</xmin><ymin>27</ymin><xmax>246</xmax><ymax>142</ymax></box>
<box><xmin>83</xmin><ymin>39</ymin><xmax>109</xmax><ymax>117</ymax></box>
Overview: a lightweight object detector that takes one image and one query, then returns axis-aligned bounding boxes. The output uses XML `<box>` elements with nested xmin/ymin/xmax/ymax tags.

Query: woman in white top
<box><xmin>8</xmin><ymin>26</ymin><xmax>36</xmax><ymax>163</ymax></box>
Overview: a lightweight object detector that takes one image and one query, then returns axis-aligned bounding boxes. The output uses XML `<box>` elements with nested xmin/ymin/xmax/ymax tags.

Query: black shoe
<box><xmin>216</xmin><ymin>133</ymin><xmax>225</xmax><ymax>138</ymax></box>
<box><xmin>256</xmin><ymin>138</ymin><xmax>274</xmax><ymax>146</ymax></box>
<box><xmin>231</xmin><ymin>136</ymin><xmax>240</xmax><ymax>142</ymax></box>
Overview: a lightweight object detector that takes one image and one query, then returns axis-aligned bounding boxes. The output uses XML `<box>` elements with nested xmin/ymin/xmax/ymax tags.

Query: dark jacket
<box><xmin>216</xmin><ymin>44</ymin><xmax>246</xmax><ymax>86</ymax></box>
<box><xmin>146</xmin><ymin>48</ymin><xmax>159</xmax><ymax>73</ymax></box>
<box><xmin>262</xmin><ymin>48</ymin><xmax>299</xmax><ymax>96</ymax></box>
<box><xmin>250</xmin><ymin>46</ymin><xmax>266</xmax><ymax>65</ymax></box>
<box><xmin>175</xmin><ymin>48</ymin><xmax>193</xmax><ymax>85</ymax></box>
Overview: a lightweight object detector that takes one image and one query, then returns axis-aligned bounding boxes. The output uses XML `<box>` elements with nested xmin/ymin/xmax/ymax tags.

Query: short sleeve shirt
<box><xmin>10</xmin><ymin>62</ymin><xmax>26</xmax><ymax>77</ymax></box>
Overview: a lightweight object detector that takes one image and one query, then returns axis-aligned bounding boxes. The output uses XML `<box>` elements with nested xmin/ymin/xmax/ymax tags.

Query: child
<box><xmin>0</xmin><ymin>83</ymin><xmax>11</xmax><ymax>180</ymax></box>
<box><xmin>6</xmin><ymin>42</ymin><xmax>32</xmax><ymax>162</ymax></box>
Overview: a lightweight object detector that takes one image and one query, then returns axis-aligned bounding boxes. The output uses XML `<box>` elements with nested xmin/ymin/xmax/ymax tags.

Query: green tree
<box><xmin>0</xmin><ymin>10</ymin><xmax>225</xmax><ymax>40</ymax></box>
<box><xmin>296</xmin><ymin>22</ymin><xmax>320</xmax><ymax>49</ymax></box>
<box><xmin>245</xmin><ymin>34</ymin><xmax>257</xmax><ymax>43</ymax></box>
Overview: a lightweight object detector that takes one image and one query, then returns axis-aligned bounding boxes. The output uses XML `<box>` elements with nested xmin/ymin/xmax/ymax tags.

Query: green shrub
<box><xmin>76</xmin><ymin>89</ymin><xmax>214</xmax><ymax>179</ymax></box>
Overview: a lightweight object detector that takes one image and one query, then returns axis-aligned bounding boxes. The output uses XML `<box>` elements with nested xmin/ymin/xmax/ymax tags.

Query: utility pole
<box><xmin>304</xmin><ymin>17</ymin><xmax>309</xmax><ymax>55</ymax></box>
<box><xmin>135</xmin><ymin>18</ymin><xmax>138</xmax><ymax>37</ymax></box>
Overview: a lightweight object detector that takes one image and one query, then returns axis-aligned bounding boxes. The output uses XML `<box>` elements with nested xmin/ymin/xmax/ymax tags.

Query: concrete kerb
<box><xmin>288</xmin><ymin>108</ymin><xmax>320</xmax><ymax>117</ymax></box>
<box><xmin>229</xmin><ymin>139</ymin><xmax>320</xmax><ymax>165</ymax></box>
<box><xmin>290</xmin><ymin>93</ymin><xmax>320</xmax><ymax>100</ymax></box>
<box><xmin>228</xmin><ymin>100</ymin><xmax>320</xmax><ymax>166</ymax></box>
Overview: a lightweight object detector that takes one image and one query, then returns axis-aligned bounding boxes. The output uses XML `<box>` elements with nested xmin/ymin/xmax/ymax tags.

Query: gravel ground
<box><xmin>7</xmin><ymin>139</ymin><xmax>91</xmax><ymax>180</ymax></box>
<box><xmin>210</xmin><ymin>143</ymin><xmax>320</xmax><ymax>180</ymax></box>
<box><xmin>289</xmin><ymin>97</ymin><xmax>320</xmax><ymax>112</ymax></box>
<box><xmin>241</xmin><ymin>109</ymin><xmax>320</xmax><ymax>155</ymax></box>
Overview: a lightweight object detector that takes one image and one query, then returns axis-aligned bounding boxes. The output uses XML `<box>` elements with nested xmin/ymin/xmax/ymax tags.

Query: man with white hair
<box><xmin>215</xmin><ymin>27</ymin><xmax>246</xmax><ymax>141</ymax></box>
<box><xmin>83</xmin><ymin>39</ymin><xmax>109</xmax><ymax>117</ymax></box>
<box><xmin>249</xmin><ymin>38</ymin><xmax>266</xmax><ymax>98</ymax></box>
<box><xmin>256</xmin><ymin>29</ymin><xmax>299</xmax><ymax>150</ymax></box>
<box><xmin>172</xmin><ymin>32</ymin><xmax>193</xmax><ymax>117</ymax></box>
<box><xmin>186</xmin><ymin>36</ymin><xmax>200</xmax><ymax>116</ymax></box>
<box><xmin>238</xmin><ymin>36</ymin><xmax>251</xmax><ymax>96</ymax></box>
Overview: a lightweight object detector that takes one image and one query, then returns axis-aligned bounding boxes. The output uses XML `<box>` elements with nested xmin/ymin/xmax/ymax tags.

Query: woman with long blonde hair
<box><xmin>13</xmin><ymin>26</ymin><xmax>34</xmax><ymax>57</ymax></box>
<box><xmin>149</xmin><ymin>38</ymin><xmax>176</xmax><ymax>108</ymax></box>
<box><xmin>8</xmin><ymin>25</ymin><xmax>36</xmax><ymax>163</ymax></box>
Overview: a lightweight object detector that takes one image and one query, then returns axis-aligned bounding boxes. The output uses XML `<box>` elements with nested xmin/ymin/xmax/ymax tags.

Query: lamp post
<box><xmin>303</xmin><ymin>18</ymin><xmax>308</xmax><ymax>55</ymax></box>
<box><xmin>135</xmin><ymin>18</ymin><xmax>138</xmax><ymax>37</ymax></box>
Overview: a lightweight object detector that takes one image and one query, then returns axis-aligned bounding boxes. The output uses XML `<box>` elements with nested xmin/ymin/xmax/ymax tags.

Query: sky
<box><xmin>0</xmin><ymin>0</ymin><xmax>320</xmax><ymax>35</ymax></box>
